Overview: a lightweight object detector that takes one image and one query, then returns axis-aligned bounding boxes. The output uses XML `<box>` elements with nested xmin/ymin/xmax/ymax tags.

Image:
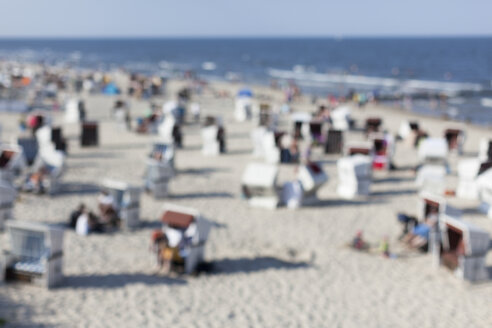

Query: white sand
<box><xmin>1</xmin><ymin>80</ymin><xmax>491</xmax><ymax>327</ymax></box>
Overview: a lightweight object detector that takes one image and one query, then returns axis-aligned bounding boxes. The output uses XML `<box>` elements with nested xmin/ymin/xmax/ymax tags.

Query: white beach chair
<box><xmin>344</xmin><ymin>141</ymin><xmax>373</xmax><ymax>157</ymax></box>
<box><xmin>34</xmin><ymin>146</ymin><xmax>65</xmax><ymax>195</ymax></box>
<box><xmin>478</xmin><ymin>137</ymin><xmax>492</xmax><ymax>162</ymax></box>
<box><xmin>456</xmin><ymin>158</ymin><xmax>483</xmax><ymax>200</ymax></box>
<box><xmin>235</xmin><ymin>97</ymin><xmax>252</xmax><ymax>122</ymax></box>
<box><xmin>0</xmin><ymin>181</ymin><xmax>16</xmax><ymax>230</ymax></box>
<box><xmin>444</xmin><ymin>128</ymin><xmax>466</xmax><ymax>155</ymax></box>
<box><xmin>418</xmin><ymin>138</ymin><xmax>449</xmax><ymax>164</ymax></box>
<box><xmin>158</xmin><ymin>115</ymin><xmax>180</xmax><ymax>146</ymax></box>
<box><xmin>251</xmin><ymin>127</ymin><xmax>267</xmax><ymax>158</ymax></box>
<box><xmin>262</xmin><ymin>131</ymin><xmax>280</xmax><ymax>164</ymax></box>
<box><xmin>416</xmin><ymin>138</ymin><xmax>449</xmax><ymax>194</ymax></box>
<box><xmin>434</xmin><ymin>215</ymin><xmax>489</xmax><ymax>282</ymax></box>
<box><xmin>416</xmin><ymin>165</ymin><xmax>447</xmax><ymax>195</ymax></box>
<box><xmin>370</xmin><ymin>132</ymin><xmax>395</xmax><ymax>171</ymax></box>
<box><xmin>476</xmin><ymin>169</ymin><xmax>492</xmax><ymax>219</ymax></box>
<box><xmin>101</xmin><ymin>179</ymin><xmax>141</xmax><ymax>230</ymax></box>
<box><xmin>202</xmin><ymin>125</ymin><xmax>220</xmax><ymax>156</ymax></box>
<box><xmin>145</xmin><ymin>158</ymin><xmax>173</xmax><ymax>199</ymax></box>
<box><xmin>337</xmin><ymin>155</ymin><xmax>372</xmax><ymax>199</ymax></box>
<box><xmin>297</xmin><ymin>162</ymin><xmax>328</xmax><ymax>205</ymax></box>
<box><xmin>64</xmin><ymin>98</ymin><xmax>82</xmax><ymax>124</ymax></box>
<box><xmin>2</xmin><ymin>220</ymin><xmax>64</xmax><ymax>288</ymax></box>
<box><xmin>330</xmin><ymin>106</ymin><xmax>351</xmax><ymax>131</ymax></box>
<box><xmin>160</xmin><ymin>204</ymin><xmax>212</xmax><ymax>274</ymax></box>
<box><xmin>241</xmin><ymin>162</ymin><xmax>279</xmax><ymax>209</ymax></box>
<box><xmin>398</xmin><ymin>120</ymin><xmax>419</xmax><ymax>147</ymax></box>
<box><xmin>0</xmin><ymin>144</ymin><xmax>26</xmax><ymax>184</ymax></box>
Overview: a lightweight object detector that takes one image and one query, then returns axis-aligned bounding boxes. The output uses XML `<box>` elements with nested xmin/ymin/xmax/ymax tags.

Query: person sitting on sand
<box><xmin>402</xmin><ymin>216</ymin><xmax>437</xmax><ymax>250</ymax></box>
<box><xmin>76</xmin><ymin>207</ymin><xmax>103</xmax><ymax>236</ymax></box>
<box><xmin>98</xmin><ymin>190</ymin><xmax>119</xmax><ymax>228</ymax></box>
<box><xmin>69</xmin><ymin>203</ymin><xmax>86</xmax><ymax>229</ymax></box>
<box><xmin>352</xmin><ymin>230</ymin><xmax>366</xmax><ymax>250</ymax></box>
<box><xmin>23</xmin><ymin>166</ymin><xmax>49</xmax><ymax>194</ymax></box>
<box><xmin>379</xmin><ymin>236</ymin><xmax>390</xmax><ymax>258</ymax></box>
<box><xmin>151</xmin><ymin>230</ymin><xmax>183</xmax><ymax>274</ymax></box>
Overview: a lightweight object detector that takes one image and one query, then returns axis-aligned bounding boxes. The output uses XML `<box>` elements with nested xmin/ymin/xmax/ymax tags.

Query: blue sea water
<box><xmin>1</xmin><ymin>37</ymin><xmax>492</xmax><ymax>124</ymax></box>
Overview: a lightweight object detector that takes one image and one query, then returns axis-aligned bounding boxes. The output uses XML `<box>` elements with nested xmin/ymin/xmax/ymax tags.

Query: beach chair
<box><xmin>235</xmin><ymin>96</ymin><xmax>253</xmax><ymax>122</ymax></box>
<box><xmin>434</xmin><ymin>215</ymin><xmax>489</xmax><ymax>282</ymax></box>
<box><xmin>160</xmin><ymin>204</ymin><xmax>212</xmax><ymax>274</ymax></box>
<box><xmin>0</xmin><ymin>144</ymin><xmax>26</xmax><ymax>184</ymax></box>
<box><xmin>241</xmin><ymin>162</ymin><xmax>279</xmax><ymax>209</ymax></box>
<box><xmin>416</xmin><ymin>138</ymin><xmax>448</xmax><ymax>194</ymax></box>
<box><xmin>201</xmin><ymin>116</ymin><xmax>226</xmax><ymax>156</ymax></box>
<box><xmin>251</xmin><ymin>127</ymin><xmax>268</xmax><ymax>158</ymax></box>
<box><xmin>64</xmin><ymin>98</ymin><xmax>84</xmax><ymax>124</ymax></box>
<box><xmin>309</xmin><ymin>121</ymin><xmax>325</xmax><ymax>146</ymax></box>
<box><xmin>2</xmin><ymin>220</ymin><xmax>64</xmax><ymax>288</ymax></box>
<box><xmin>330</xmin><ymin>106</ymin><xmax>352</xmax><ymax>131</ymax></box>
<box><xmin>370</xmin><ymin>133</ymin><xmax>394</xmax><ymax>171</ymax></box>
<box><xmin>80</xmin><ymin>121</ymin><xmax>99</xmax><ymax>147</ymax></box>
<box><xmin>36</xmin><ymin>126</ymin><xmax>67</xmax><ymax>153</ymax></box>
<box><xmin>101</xmin><ymin>179</ymin><xmax>141</xmax><ymax>230</ymax></box>
<box><xmin>476</xmin><ymin>169</ymin><xmax>492</xmax><ymax>219</ymax></box>
<box><xmin>291</xmin><ymin>112</ymin><xmax>312</xmax><ymax>140</ymax></box>
<box><xmin>0</xmin><ymin>181</ymin><xmax>16</xmax><ymax>230</ymax></box>
<box><xmin>444</xmin><ymin>128</ymin><xmax>465</xmax><ymax>155</ymax></box>
<box><xmin>478</xmin><ymin>137</ymin><xmax>492</xmax><ymax>162</ymax></box>
<box><xmin>17</xmin><ymin>137</ymin><xmax>39</xmax><ymax>166</ymax></box>
<box><xmin>364</xmin><ymin>117</ymin><xmax>382</xmax><ymax>136</ymax></box>
<box><xmin>158</xmin><ymin>115</ymin><xmax>182</xmax><ymax>148</ymax></box>
<box><xmin>298</xmin><ymin>162</ymin><xmax>328</xmax><ymax>204</ymax></box>
<box><xmin>145</xmin><ymin>159</ymin><xmax>173</xmax><ymax>199</ymax></box>
<box><xmin>324</xmin><ymin>129</ymin><xmax>343</xmax><ymax>154</ymax></box>
<box><xmin>344</xmin><ymin>141</ymin><xmax>373</xmax><ymax>157</ymax></box>
<box><xmin>149</xmin><ymin>143</ymin><xmax>175</xmax><ymax>168</ymax></box>
<box><xmin>262</xmin><ymin>131</ymin><xmax>281</xmax><ymax>164</ymax></box>
<box><xmin>257</xmin><ymin>104</ymin><xmax>278</xmax><ymax>130</ymax></box>
<box><xmin>337</xmin><ymin>155</ymin><xmax>372</xmax><ymax>199</ymax></box>
<box><xmin>456</xmin><ymin>159</ymin><xmax>492</xmax><ymax>200</ymax></box>
<box><xmin>398</xmin><ymin>120</ymin><xmax>419</xmax><ymax>147</ymax></box>
<box><xmin>32</xmin><ymin>146</ymin><xmax>65</xmax><ymax>195</ymax></box>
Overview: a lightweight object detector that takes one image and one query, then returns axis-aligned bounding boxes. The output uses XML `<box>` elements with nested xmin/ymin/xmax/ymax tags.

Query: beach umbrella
<box><xmin>103</xmin><ymin>83</ymin><xmax>120</xmax><ymax>95</ymax></box>
<box><xmin>238</xmin><ymin>88</ymin><xmax>253</xmax><ymax>98</ymax></box>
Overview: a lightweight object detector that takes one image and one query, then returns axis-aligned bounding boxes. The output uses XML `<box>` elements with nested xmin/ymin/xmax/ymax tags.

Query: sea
<box><xmin>1</xmin><ymin>37</ymin><xmax>492</xmax><ymax>125</ymax></box>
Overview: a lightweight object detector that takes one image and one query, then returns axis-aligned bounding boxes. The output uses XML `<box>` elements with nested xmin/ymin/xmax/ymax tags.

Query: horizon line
<box><xmin>0</xmin><ymin>34</ymin><xmax>491</xmax><ymax>40</ymax></box>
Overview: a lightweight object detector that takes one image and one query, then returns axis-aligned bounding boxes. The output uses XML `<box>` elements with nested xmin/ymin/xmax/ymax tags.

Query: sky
<box><xmin>0</xmin><ymin>0</ymin><xmax>491</xmax><ymax>38</ymax></box>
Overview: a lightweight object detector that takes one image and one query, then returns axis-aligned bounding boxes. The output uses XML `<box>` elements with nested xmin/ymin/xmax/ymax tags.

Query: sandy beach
<box><xmin>1</xmin><ymin>78</ymin><xmax>492</xmax><ymax>328</ymax></box>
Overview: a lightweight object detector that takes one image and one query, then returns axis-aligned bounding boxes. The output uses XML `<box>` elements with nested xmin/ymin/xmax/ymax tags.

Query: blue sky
<box><xmin>0</xmin><ymin>0</ymin><xmax>491</xmax><ymax>37</ymax></box>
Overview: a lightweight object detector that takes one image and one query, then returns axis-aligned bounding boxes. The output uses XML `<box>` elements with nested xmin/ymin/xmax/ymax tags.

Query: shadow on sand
<box><xmin>373</xmin><ymin>176</ymin><xmax>415</xmax><ymax>184</ymax></box>
<box><xmin>170</xmin><ymin>192</ymin><xmax>234</xmax><ymax>199</ymax></box>
<box><xmin>371</xmin><ymin>189</ymin><xmax>417</xmax><ymax>197</ymax></box>
<box><xmin>179</xmin><ymin>167</ymin><xmax>230</xmax><ymax>175</ymax></box>
<box><xmin>303</xmin><ymin>198</ymin><xmax>386</xmax><ymax>208</ymax></box>
<box><xmin>69</xmin><ymin>152</ymin><xmax>121</xmax><ymax>159</ymax></box>
<box><xmin>63</xmin><ymin>273</ymin><xmax>187</xmax><ymax>289</ymax></box>
<box><xmin>55</xmin><ymin>182</ymin><xmax>100</xmax><ymax>196</ymax></box>
<box><xmin>200</xmin><ymin>256</ymin><xmax>311</xmax><ymax>275</ymax></box>
<box><xmin>225</xmin><ymin>148</ymin><xmax>251</xmax><ymax>156</ymax></box>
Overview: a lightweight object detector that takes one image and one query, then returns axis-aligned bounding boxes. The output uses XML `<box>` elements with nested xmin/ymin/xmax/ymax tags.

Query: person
<box><xmin>190</xmin><ymin>103</ymin><xmax>200</xmax><ymax>123</ymax></box>
<box><xmin>397</xmin><ymin>213</ymin><xmax>418</xmax><ymax>239</ymax></box>
<box><xmin>98</xmin><ymin>190</ymin><xmax>119</xmax><ymax>228</ymax></box>
<box><xmin>69</xmin><ymin>203</ymin><xmax>86</xmax><ymax>229</ymax></box>
<box><xmin>23</xmin><ymin>166</ymin><xmax>48</xmax><ymax>194</ymax></box>
<box><xmin>352</xmin><ymin>230</ymin><xmax>365</xmax><ymax>250</ymax></box>
<box><xmin>76</xmin><ymin>208</ymin><xmax>103</xmax><ymax>235</ymax></box>
<box><xmin>379</xmin><ymin>236</ymin><xmax>390</xmax><ymax>258</ymax></box>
